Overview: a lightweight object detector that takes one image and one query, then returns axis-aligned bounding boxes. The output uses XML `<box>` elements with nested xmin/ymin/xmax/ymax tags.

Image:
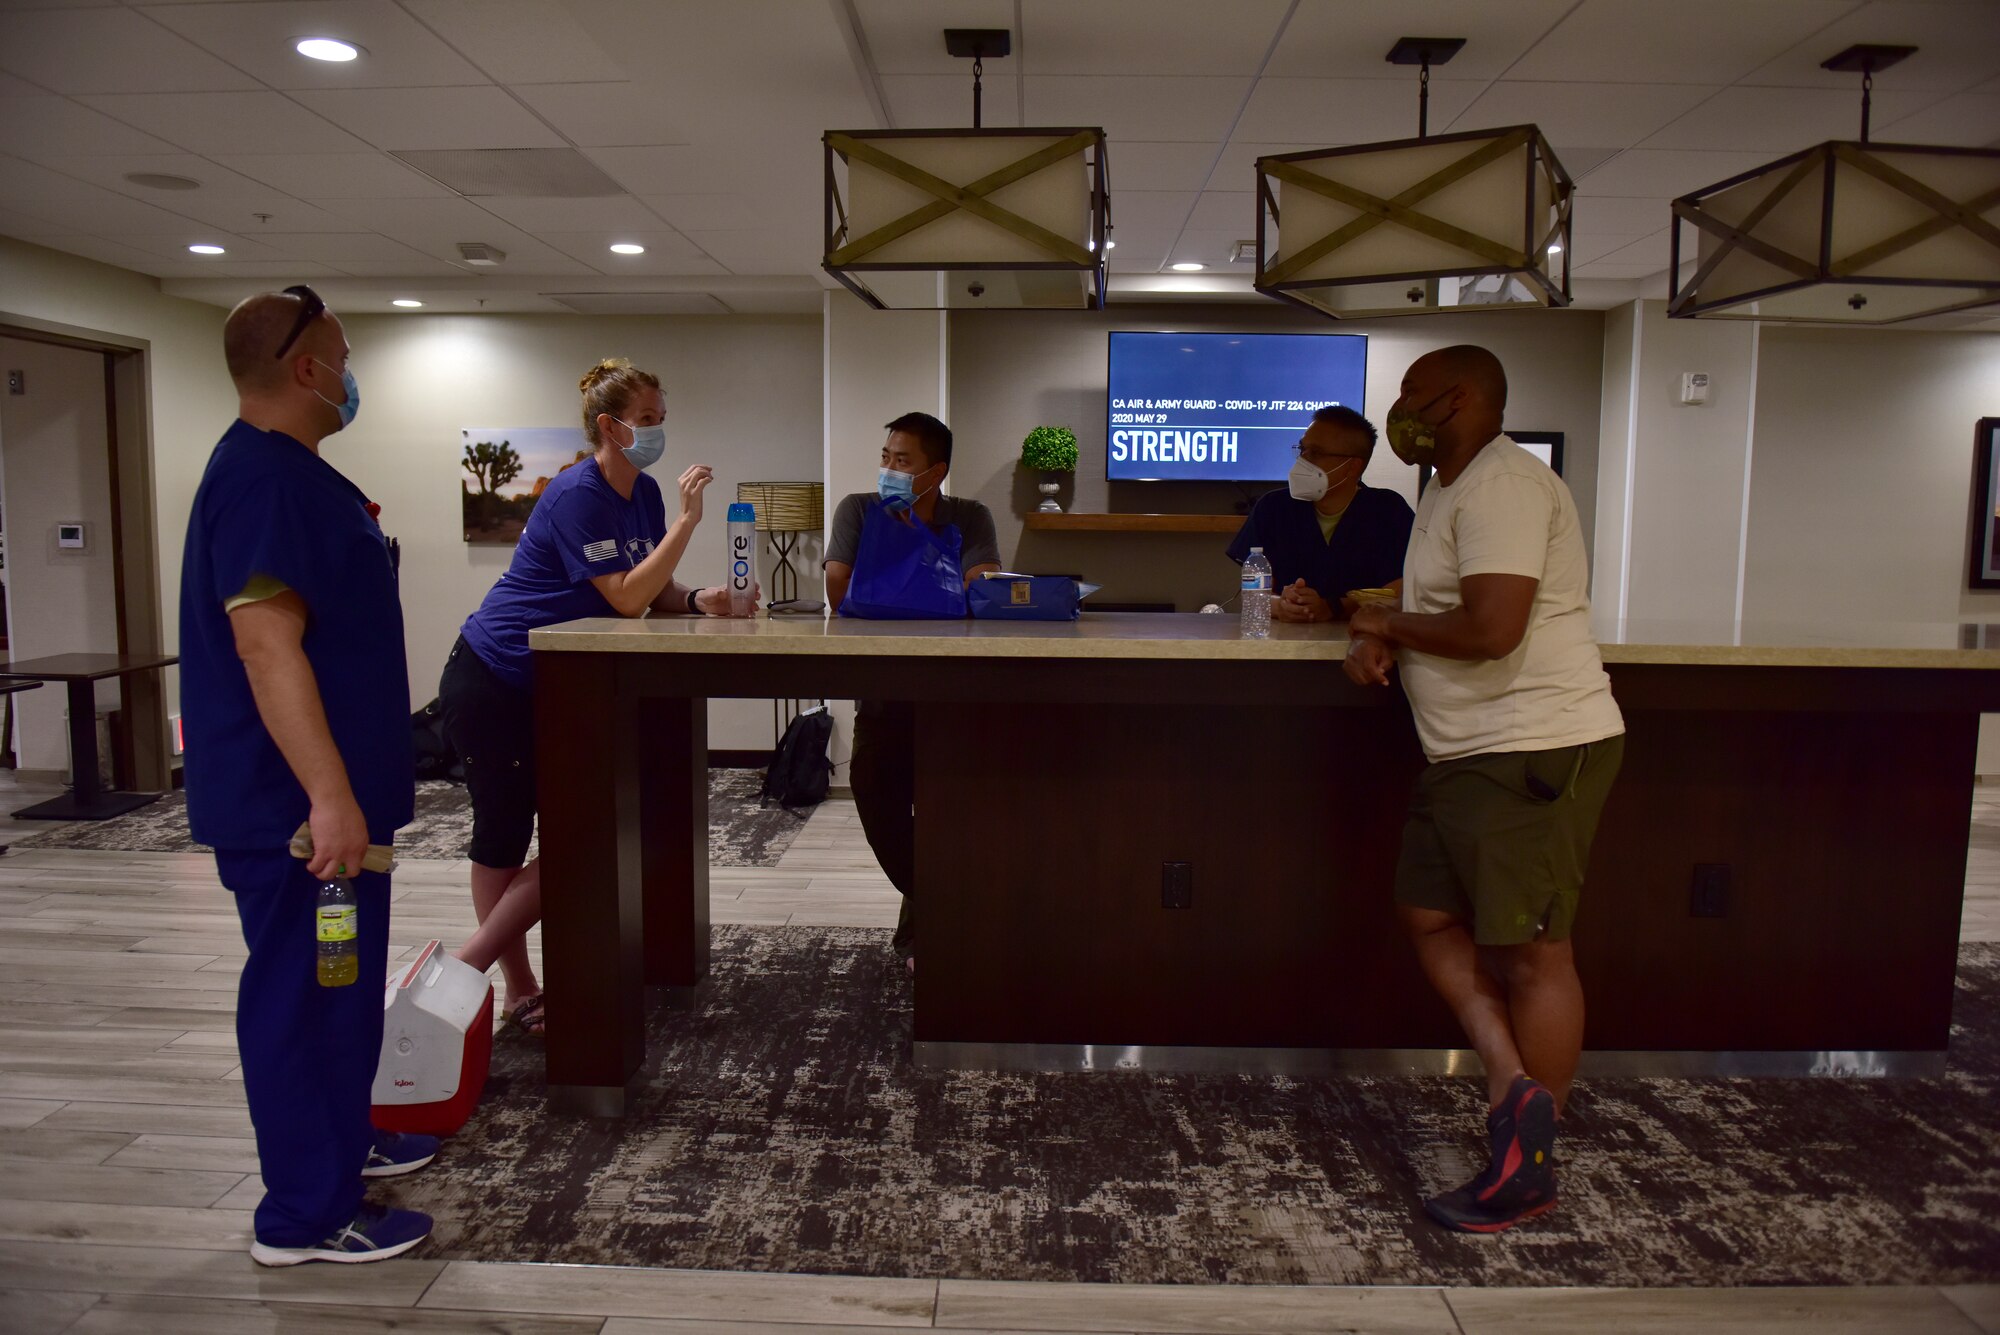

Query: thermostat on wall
<box><xmin>1680</xmin><ymin>372</ymin><xmax>1711</xmax><ymax>405</ymax></box>
<box><xmin>56</xmin><ymin>522</ymin><xmax>85</xmax><ymax>549</ymax></box>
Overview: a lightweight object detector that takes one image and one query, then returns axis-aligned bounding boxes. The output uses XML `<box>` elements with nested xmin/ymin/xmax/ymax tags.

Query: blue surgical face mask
<box><xmin>877</xmin><ymin>466</ymin><xmax>916</xmax><ymax>505</ymax></box>
<box><xmin>311</xmin><ymin>358</ymin><xmax>359</xmax><ymax>428</ymax></box>
<box><xmin>616</xmin><ymin>418</ymin><xmax>666</xmax><ymax>471</ymax></box>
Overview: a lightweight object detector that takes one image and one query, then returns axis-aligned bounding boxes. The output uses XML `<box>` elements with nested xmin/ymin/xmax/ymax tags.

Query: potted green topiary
<box><xmin>1022</xmin><ymin>425</ymin><xmax>1080</xmax><ymax>513</ymax></box>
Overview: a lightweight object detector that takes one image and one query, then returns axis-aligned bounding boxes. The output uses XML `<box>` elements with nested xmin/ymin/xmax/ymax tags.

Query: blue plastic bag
<box><xmin>967</xmin><ymin>576</ymin><xmax>1082</xmax><ymax>621</ymax></box>
<box><xmin>838</xmin><ymin>499</ymin><xmax>967</xmax><ymax>619</ymax></box>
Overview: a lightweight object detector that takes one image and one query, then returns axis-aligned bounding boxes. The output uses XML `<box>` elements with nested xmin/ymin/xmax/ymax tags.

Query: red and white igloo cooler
<box><xmin>370</xmin><ymin>940</ymin><xmax>494</xmax><ymax>1136</ymax></box>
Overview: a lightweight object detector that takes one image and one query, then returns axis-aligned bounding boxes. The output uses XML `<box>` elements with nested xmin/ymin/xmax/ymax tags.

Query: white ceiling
<box><xmin>0</xmin><ymin>0</ymin><xmax>1994</xmax><ymax>316</ymax></box>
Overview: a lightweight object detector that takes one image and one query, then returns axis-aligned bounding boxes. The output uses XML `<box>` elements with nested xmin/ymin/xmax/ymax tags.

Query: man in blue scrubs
<box><xmin>1226</xmin><ymin>405</ymin><xmax>1412</xmax><ymax>622</ymax></box>
<box><xmin>180</xmin><ymin>286</ymin><xmax>432</xmax><ymax>1265</ymax></box>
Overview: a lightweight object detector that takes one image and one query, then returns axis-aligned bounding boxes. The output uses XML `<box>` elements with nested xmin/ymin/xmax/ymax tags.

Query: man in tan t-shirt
<box><xmin>1346</xmin><ymin>345</ymin><xmax>1624</xmax><ymax>1234</ymax></box>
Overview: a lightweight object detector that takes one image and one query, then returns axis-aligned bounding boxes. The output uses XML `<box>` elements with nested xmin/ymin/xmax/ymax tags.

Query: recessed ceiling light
<box><xmin>125</xmin><ymin>172</ymin><xmax>200</xmax><ymax>191</ymax></box>
<box><xmin>1105</xmin><ymin>239</ymin><xmax>1116</xmax><ymax>250</ymax></box>
<box><xmin>187</xmin><ymin>244</ymin><xmax>226</xmax><ymax>255</ymax></box>
<box><xmin>1170</xmin><ymin>262</ymin><xmax>1204</xmax><ymax>272</ymax></box>
<box><xmin>296</xmin><ymin>37</ymin><xmax>361</xmax><ymax>62</ymax></box>
<box><xmin>1547</xmin><ymin>241</ymin><xmax>1564</xmax><ymax>254</ymax></box>
<box><xmin>392</xmin><ymin>299</ymin><xmax>424</xmax><ymax>308</ymax></box>
<box><xmin>609</xmin><ymin>243</ymin><xmax>646</xmax><ymax>255</ymax></box>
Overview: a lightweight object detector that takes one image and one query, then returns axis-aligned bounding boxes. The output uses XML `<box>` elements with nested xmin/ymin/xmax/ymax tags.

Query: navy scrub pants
<box><xmin>216</xmin><ymin>849</ymin><xmax>390</xmax><ymax>1247</ymax></box>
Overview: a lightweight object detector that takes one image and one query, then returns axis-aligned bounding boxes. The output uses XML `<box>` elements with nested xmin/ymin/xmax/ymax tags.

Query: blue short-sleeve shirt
<box><xmin>179</xmin><ymin>420</ymin><xmax>414</xmax><ymax>848</ymax></box>
<box><xmin>1225</xmin><ymin>483</ymin><xmax>1414</xmax><ymax>602</ymax></box>
<box><xmin>461</xmin><ymin>457</ymin><xmax>667</xmax><ymax>690</ymax></box>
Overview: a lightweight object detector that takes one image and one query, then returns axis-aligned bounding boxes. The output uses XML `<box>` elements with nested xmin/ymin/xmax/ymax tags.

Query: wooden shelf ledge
<box><xmin>1023</xmin><ymin>512</ymin><xmax>1243</xmax><ymax>534</ymax></box>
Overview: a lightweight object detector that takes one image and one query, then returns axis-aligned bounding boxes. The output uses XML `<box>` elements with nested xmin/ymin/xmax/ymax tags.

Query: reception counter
<box><xmin>530</xmin><ymin>613</ymin><xmax>2000</xmax><ymax>1114</ymax></box>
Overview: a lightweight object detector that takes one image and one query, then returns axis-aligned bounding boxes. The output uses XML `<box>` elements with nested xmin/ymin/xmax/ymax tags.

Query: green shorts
<box><xmin>1393</xmin><ymin>734</ymin><xmax>1624</xmax><ymax>946</ymax></box>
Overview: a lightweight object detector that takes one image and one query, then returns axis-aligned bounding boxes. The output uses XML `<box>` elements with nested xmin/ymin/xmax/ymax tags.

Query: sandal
<box><xmin>501</xmin><ymin>994</ymin><xmax>546</xmax><ymax>1036</ymax></box>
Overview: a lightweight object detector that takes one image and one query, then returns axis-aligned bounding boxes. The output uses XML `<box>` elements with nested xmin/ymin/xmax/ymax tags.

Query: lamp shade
<box><xmin>735</xmin><ymin>481</ymin><xmax>824</xmax><ymax>533</ymax></box>
<box><xmin>1669</xmin><ymin>141</ymin><xmax>2000</xmax><ymax>324</ymax></box>
<box><xmin>823</xmin><ymin>127</ymin><xmax>1109</xmax><ymax>310</ymax></box>
<box><xmin>1255</xmin><ymin>125</ymin><xmax>1571</xmax><ymax>319</ymax></box>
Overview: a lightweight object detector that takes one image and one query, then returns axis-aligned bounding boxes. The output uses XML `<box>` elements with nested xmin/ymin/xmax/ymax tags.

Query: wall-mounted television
<box><xmin>1106</xmin><ymin>331</ymin><xmax>1367</xmax><ymax>482</ymax></box>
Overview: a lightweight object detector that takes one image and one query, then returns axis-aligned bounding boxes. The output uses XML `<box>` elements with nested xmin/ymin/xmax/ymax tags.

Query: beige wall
<box><xmin>340</xmin><ymin>311</ymin><xmax>822</xmax><ymax>750</ymax></box>
<box><xmin>0</xmin><ymin>336</ymin><xmax>122</xmax><ymax>772</ymax></box>
<box><xmin>947</xmin><ymin>303</ymin><xmax>1607</xmax><ymax>611</ymax></box>
<box><xmin>1</xmin><ymin>236</ymin><xmax>236</xmax><ymax>734</ymax></box>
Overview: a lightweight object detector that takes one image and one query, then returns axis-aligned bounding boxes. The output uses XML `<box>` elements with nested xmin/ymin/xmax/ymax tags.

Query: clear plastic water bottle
<box><xmin>317</xmin><ymin>877</ymin><xmax>358</xmax><ymax>988</ymax></box>
<box><xmin>727</xmin><ymin>501</ymin><xmax>756</xmax><ymax>617</ymax></box>
<box><xmin>1240</xmin><ymin>546</ymin><xmax>1272</xmax><ymax>639</ymax></box>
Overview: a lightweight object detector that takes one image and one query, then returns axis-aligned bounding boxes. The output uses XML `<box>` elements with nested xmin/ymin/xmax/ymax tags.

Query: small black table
<box><xmin>0</xmin><ymin>653</ymin><xmax>178</xmax><ymax>820</ymax></box>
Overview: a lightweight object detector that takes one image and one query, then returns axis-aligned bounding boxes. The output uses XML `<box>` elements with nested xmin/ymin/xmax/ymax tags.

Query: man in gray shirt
<box><xmin>824</xmin><ymin>412</ymin><xmax>1002</xmax><ymax>972</ymax></box>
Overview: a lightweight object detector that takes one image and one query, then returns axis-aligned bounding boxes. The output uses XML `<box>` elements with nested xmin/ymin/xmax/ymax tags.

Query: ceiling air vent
<box><xmin>1230</xmin><ymin>240</ymin><xmax>1258</xmax><ymax>265</ymax></box>
<box><xmin>394</xmin><ymin>148</ymin><xmax>624</xmax><ymax>198</ymax></box>
<box><xmin>457</xmin><ymin>243</ymin><xmax>506</xmax><ymax>266</ymax></box>
<box><xmin>547</xmin><ymin>293</ymin><xmax>732</xmax><ymax>315</ymax></box>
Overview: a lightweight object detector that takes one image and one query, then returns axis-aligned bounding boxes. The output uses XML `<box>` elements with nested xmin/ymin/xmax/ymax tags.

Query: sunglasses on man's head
<box><xmin>273</xmin><ymin>284</ymin><xmax>326</xmax><ymax>360</ymax></box>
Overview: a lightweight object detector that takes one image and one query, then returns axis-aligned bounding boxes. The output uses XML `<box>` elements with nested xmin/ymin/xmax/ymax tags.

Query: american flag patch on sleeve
<box><xmin>582</xmin><ymin>539</ymin><xmax>619</xmax><ymax>563</ymax></box>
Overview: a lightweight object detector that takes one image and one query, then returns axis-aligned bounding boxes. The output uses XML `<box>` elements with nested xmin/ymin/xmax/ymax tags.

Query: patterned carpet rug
<box><xmin>9</xmin><ymin>770</ymin><xmax>809</xmax><ymax>868</ymax></box>
<box><xmin>383</xmin><ymin>928</ymin><xmax>2000</xmax><ymax>1287</ymax></box>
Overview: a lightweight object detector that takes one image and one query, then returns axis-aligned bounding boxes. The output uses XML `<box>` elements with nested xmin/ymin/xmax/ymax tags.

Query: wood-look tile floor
<box><xmin>1</xmin><ymin>774</ymin><xmax>1994</xmax><ymax>1335</ymax></box>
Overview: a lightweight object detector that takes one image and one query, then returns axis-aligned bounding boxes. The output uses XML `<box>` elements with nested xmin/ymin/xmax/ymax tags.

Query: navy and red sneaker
<box><xmin>1424</xmin><ymin>1074</ymin><xmax>1560</xmax><ymax>1233</ymax></box>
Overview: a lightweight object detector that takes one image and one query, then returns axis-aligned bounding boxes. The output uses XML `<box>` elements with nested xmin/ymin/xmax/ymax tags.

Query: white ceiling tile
<box><xmin>1187</xmin><ymin>190</ymin><xmax>1252</xmax><ymax>232</ymax></box>
<box><xmin>545</xmin><ymin>246</ymin><xmax>727</xmax><ymax>278</ymax></box>
<box><xmin>1740</xmin><ymin>1</ymin><xmax>2000</xmax><ymax>92</ymax></box>
<box><xmin>1571</xmin><ymin>230</ymin><xmax>1660</xmax><ymax>264</ymax></box>
<box><xmin>1573</xmin><ymin>195</ymin><xmax>1676</xmax><ymax>233</ymax></box>
<box><xmin>0</xmin><ymin>93</ymin><xmax>183</xmax><ymax>160</ymax></box>
<box><xmin>97</xmin><ymin>230</ymin><xmax>295</xmax><ymax>261</ymax></box>
<box><xmin>1102</xmin><ymin>226</ymin><xmax>1177</xmax><ymax>271</ymax></box>
<box><xmin>141</xmin><ymin>1</ymin><xmax>491</xmax><ymax>90</ymax></box>
<box><xmin>511</xmin><ymin>83</ymin><xmax>693</xmax><ymax>148</ymax></box>
<box><xmin>1211</xmin><ymin>140</ymin><xmax>1326</xmax><ymax>190</ymax></box>
<box><xmin>303</xmin><ymin>193</ymin><xmax>518</xmax><ymax>239</ymax></box>
<box><xmin>683</xmin><ymin>227</ymin><xmax>823</xmax><ymax>275</ymax></box>
<box><xmin>1644</xmin><ymin>86</ymin><xmax>1940</xmax><ymax>151</ymax></box>
<box><xmin>307</xmin><ymin>256</ymin><xmax>470</xmax><ymax>278</ymax></box>
<box><xmin>1265</xmin><ymin>1</ymin><xmax>1580</xmax><ymax>80</ymax></box>
<box><xmin>290</xmin><ymin>87</ymin><xmax>565</xmax><ymax>152</ymax></box>
<box><xmin>1235</xmin><ymin>77</ymin><xmax>1483</xmax><ymax>146</ymax></box>
<box><xmin>169</xmin><ymin>196</ymin><xmax>369</xmax><ymax>235</ymax></box>
<box><xmin>472</xmin><ymin>194</ymin><xmax>660</xmax><ymax>232</ymax></box>
<box><xmin>1107</xmin><ymin>141</ymin><xmax>1220</xmax><ymax>192</ymax></box>
<box><xmin>1451</xmin><ymin>82</ymin><xmax>1721</xmax><ymax>146</ymax></box>
<box><xmin>1572</xmin><ymin>149</ymin><xmax>1779</xmax><ymax>197</ymax></box>
<box><xmin>1024</xmin><ymin>75</ymin><xmax>1251</xmax><ymax>143</ymax></box>
<box><xmin>50</xmin><ymin>152</ymin><xmax>290</xmax><ymax>199</ymax></box>
<box><xmin>1575</xmin><ymin>261</ymin><xmax>1670</xmax><ymax>279</ymax></box>
<box><xmin>879</xmin><ymin>74</ymin><xmax>1019</xmax><ymax>129</ymax></box>
<box><xmin>1166</xmin><ymin>227</ymin><xmax>1247</xmax><ymax>269</ymax></box>
<box><xmin>1020</xmin><ymin>0</ymin><xmax>1293</xmax><ymax>76</ymax></box>
<box><xmin>1</xmin><ymin>187</ymin><xmax>217</xmax><ymax>234</ymax></box>
<box><xmin>1508</xmin><ymin>0</ymin><xmax>1859</xmax><ymax>85</ymax></box>
<box><xmin>636</xmin><ymin>195</ymin><xmax>769</xmax><ymax>231</ymax></box>
<box><xmin>402</xmin><ymin>0</ymin><xmax>630</xmax><ymax>85</ymax></box>
<box><xmin>1592</xmin><ymin>231</ymin><xmax>1671</xmax><ymax>267</ymax></box>
<box><xmin>17</xmin><ymin>234</ymin><xmax>185</xmax><ymax>273</ymax></box>
<box><xmin>254</xmin><ymin>232</ymin><xmax>445</xmax><ymax>265</ymax></box>
<box><xmin>853</xmin><ymin>0</ymin><xmax>1014</xmax><ymax>75</ymax></box>
<box><xmin>1549</xmin><ymin>146</ymin><xmax>1622</xmax><ymax>178</ymax></box>
<box><xmin>214</xmin><ymin>153</ymin><xmax>456</xmax><ymax>199</ymax></box>
<box><xmin>710</xmin><ymin>290</ymin><xmax>824</xmax><ymax>315</ymax></box>
<box><xmin>0</xmin><ymin>153</ymin><xmax>113</xmax><ymax>201</ymax></box>
<box><xmin>1873</xmin><ymin>92</ymin><xmax>2000</xmax><ymax>147</ymax></box>
<box><xmin>538</xmin><ymin>228</ymin><xmax>706</xmax><ymax>262</ymax></box>
<box><xmin>586</xmin><ymin>146</ymin><xmax>749</xmax><ymax>196</ymax></box>
<box><xmin>1111</xmin><ymin>190</ymin><xmax>1198</xmax><ymax>231</ymax></box>
<box><xmin>0</xmin><ymin>74</ymin><xmax>45</xmax><ymax>99</ymax></box>
<box><xmin>0</xmin><ymin>8</ymin><xmax>259</xmax><ymax>94</ymax></box>
<box><xmin>143</xmin><ymin>260</ymin><xmax>347</xmax><ymax>280</ymax></box>
<box><xmin>78</xmin><ymin>92</ymin><xmax>372</xmax><ymax>155</ymax></box>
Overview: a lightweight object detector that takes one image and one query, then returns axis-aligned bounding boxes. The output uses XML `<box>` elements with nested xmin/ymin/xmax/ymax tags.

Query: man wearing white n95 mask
<box><xmin>1224</xmin><ymin>405</ymin><xmax>1412</xmax><ymax>623</ymax></box>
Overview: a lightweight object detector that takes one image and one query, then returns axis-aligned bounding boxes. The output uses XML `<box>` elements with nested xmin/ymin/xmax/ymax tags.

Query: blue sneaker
<box><xmin>250</xmin><ymin>1202</ymin><xmax>432</xmax><ymax>1266</ymax></box>
<box><xmin>362</xmin><ymin>1130</ymin><xmax>439</xmax><ymax>1178</ymax></box>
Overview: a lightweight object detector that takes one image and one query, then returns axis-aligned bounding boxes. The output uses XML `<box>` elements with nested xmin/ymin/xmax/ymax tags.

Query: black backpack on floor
<box><xmin>762</xmin><ymin>706</ymin><xmax>833</xmax><ymax>810</ymax></box>
<box><xmin>412</xmin><ymin>698</ymin><xmax>464</xmax><ymax>784</ymax></box>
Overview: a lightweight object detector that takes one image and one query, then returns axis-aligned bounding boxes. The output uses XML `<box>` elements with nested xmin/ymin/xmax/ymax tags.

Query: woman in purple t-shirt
<box><xmin>439</xmin><ymin>359</ymin><xmax>752</xmax><ymax>1033</ymax></box>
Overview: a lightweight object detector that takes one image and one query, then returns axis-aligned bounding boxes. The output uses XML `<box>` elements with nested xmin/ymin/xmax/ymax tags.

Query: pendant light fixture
<box><xmin>1669</xmin><ymin>45</ymin><xmax>2000</xmax><ymax>324</ymax></box>
<box><xmin>822</xmin><ymin>28</ymin><xmax>1109</xmax><ymax>310</ymax></box>
<box><xmin>1254</xmin><ymin>38</ymin><xmax>1572</xmax><ymax>319</ymax></box>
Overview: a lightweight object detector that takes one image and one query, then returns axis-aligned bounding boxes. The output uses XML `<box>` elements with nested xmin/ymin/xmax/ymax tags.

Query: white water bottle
<box><xmin>1240</xmin><ymin>546</ymin><xmax>1272</xmax><ymax>639</ymax></box>
<box><xmin>727</xmin><ymin>502</ymin><xmax>756</xmax><ymax>617</ymax></box>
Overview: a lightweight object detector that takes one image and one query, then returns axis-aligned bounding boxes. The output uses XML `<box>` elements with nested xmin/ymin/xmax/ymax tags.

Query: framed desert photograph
<box><xmin>463</xmin><ymin>427</ymin><xmax>590</xmax><ymax>545</ymax></box>
<box><xmin>1970</xmin><ymin>418</ymin><xmax>2000</xmax><ymax>589</ymax></box>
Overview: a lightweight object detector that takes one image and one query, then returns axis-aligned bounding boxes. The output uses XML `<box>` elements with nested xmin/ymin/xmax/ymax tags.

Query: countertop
<box><xmin>530</xmin><ymin>612</ymin><xmax>2000</xmax><ymax>670</ymax></box>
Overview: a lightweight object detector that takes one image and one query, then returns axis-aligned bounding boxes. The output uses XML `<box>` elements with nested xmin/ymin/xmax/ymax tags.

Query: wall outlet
<box><xmin>1680</xmin><ymin>371</ymin><xmax>1711</xmax><ymax>405</ymax></box>
<box><xmin>1161</xmin><ymin>861</ymin><xmax>1193</xmax><ymax>910</ymax></box>
<box><xmin>6</xmin><ymin>369</ymin><xmax>22</xmax><ymax>395</ymax></box>
<box><xmin>1691</xmin><ymin>863</ymin><xmax>1731</xmax><ymax>917</ymax></box>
